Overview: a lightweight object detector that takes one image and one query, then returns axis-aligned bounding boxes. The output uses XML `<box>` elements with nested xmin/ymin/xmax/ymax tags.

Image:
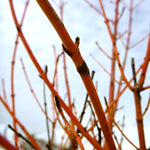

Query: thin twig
<box><xmin>10</xmin><ymin>0</ymin><xmax>30</xmax><ymax>146</ymax></box>
<box><xmin>10</xmin><ymin>0</ymin><xmax>112</xmax><ymax>148</ymax></box>
<box><xmin>139</xmin><ymin>95</ymin><xmax>150</xmax><ymax>120</ymax></box>
<box><xmin>141</xmin><ymin>86</ymin><xmax>150</xmax><ymax>91</ymax></box>
<box><xmin>20</xmin><ymin>58</ymin><xmax>52</xmax><ymax>123</ymax></box>
<box><xmin>111</xmin><ymin>118</ymin><xmax>139</xmax><ymax>150</ymax></box>
<box><xmin>87</xmin><ymin>100</ymin><xmax>102</xmax><ymax>145</ymax></box>
<box><xmin>1</xmin><ymin>79</ymin><xmax>8</xmax><ymax>103</ymax></box>
<box><xmin>119</xmin><ymin>115</ymin><xmax>125</xmax><ymax>149</ymax></box>
<box><xmin>79</xmin><ymin>70</ymin><xmax>95</xmax><ymax>124</ymax></box>
<box><xmin>104</xmin><ymin>97</ymin><xmax>139</xmax><ymax>149</ymax></box>
<box><xmin>0</xmin><ymin>95</ymin><xmax>41</xmax><ymax>149</ymax></box>
<box><xmin>43</xmin><ymin>65</ymin><xmax>51</xmax><ymax>150</ymax></box>
<box><xmin>131</xmin><ymin>58</ymin><xmax>137</xmax><ymax>85</ymax></box>
<box><xmin>134</xmin><ymin>0</ymin><xmax>145</xmax><ymax>9</ymax></box>
<box><xmin>117</xmin><ymin>30</ymin><xmax>127</xmax><ymax>40</ymax></box>
<box><xmin>107</xmin><ymin>63</ymin><xmax>143</xmax><ymax>112</ymax></box>
<box><xmin>118</xmin><ymin>6</ymin><xmax>125</xmax><ymax>21</ymax></box>
<box><xmin>90</xmin><ymin>54</ymin><xmax>120</xmax><ymax>84</ymax></box>
<box><xmin>138</xmin><ymin>33</ymin><xmax>150</xmax><ymax>87</ymax></box>
<box><xmin>90</xmin><ymin>54</ymin><xmax>110</xmax><ymax>75</ymax></box>
<box><xmin>8</xmin><ymin>124</ymin><xmax>36</xmax><ymax>150</ymax></box>
<box><xmin>95</xmin><ymin>41</ymin><xmax>112</xmax><ymax>60</ymax></box>
<box><xmin>54</xmin><ymin>96</ymin><xmax>85</xmax><ymax>150</ymax></box>
<box><xmin>37</xmin><ymin>1</ymin><xmax>115</xmax><ymax>148</ymax></box>
<box><xmin>114</xmin><ymin>135</ymin><xmax>120</xmax><ymax>150</ymax></box>
<box><xmin>129</xmin><ymin>34</ymin><xmax>149</xmax><ymax>49</ymax></box>
<box><xmin>99</xmin><ymin>0</ymin><xmax>133</xmax><ymax>91</ymax></box>
<box><xmin>84</xmin><ymin>0</ymin><xmax>102</xmax><ymax>16</ymax></box>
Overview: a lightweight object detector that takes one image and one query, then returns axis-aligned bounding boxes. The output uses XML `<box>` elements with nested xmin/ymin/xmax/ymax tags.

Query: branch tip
<box><xmin>75</xmin><ymin>36</ymin><xmax>80</xmax><ymax>48</ymax></box>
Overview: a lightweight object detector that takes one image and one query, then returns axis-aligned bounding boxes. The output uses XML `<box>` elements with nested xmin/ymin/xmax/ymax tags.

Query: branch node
<box><xmin>62</xmin><ymin>44</ymin><xmax>73</xmax><ymax>56</ymax></box>
<box><xmin>16</xmin><ymin>26</ymin><xmax>21</xmax><ymax>32</ymax></box>
<box><xmin>77</xmin><ymin>61</ymin><xmax>89</xmax><ymax>75</ymax></box>
<box><xmin>54</xmin><ymin>95</ymin><xmax>62</xmax><ymax>112</ymax></box>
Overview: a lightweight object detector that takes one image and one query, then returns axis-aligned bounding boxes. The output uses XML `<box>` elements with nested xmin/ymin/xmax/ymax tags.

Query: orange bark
<box><xmin>10</xmin><ymin>0</ymin><xmax>30</xmax><ymax>146</ymax></box>
<box><xmin>133</xmin><ymin>33</ymin><xmax>150</xmax><ymax>150</ymax></box>
<box><xmin>0</xmin><ymin>96</ymin><xmax>42</xmax><ymax>150</ymax></box>
<box><xmin>9</xmin><ymin>1</ymin><xmax>103</xmax><ymax>148</ymax></box>
<box><xmin>0</xmin><ymin>134</ymin><xmax>19</xmax><ymax>150</ymax></box>
<box><xmin>36</xmin><ymin>0</ymin><xmax>116</xmax><ymax>149</ymax></box>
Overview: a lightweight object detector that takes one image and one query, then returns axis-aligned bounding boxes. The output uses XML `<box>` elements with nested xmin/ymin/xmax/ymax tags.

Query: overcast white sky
<box><xmin>0</xmin><ymin>0</ymin><xmax>150</xmax><ymax>149</ymax></box>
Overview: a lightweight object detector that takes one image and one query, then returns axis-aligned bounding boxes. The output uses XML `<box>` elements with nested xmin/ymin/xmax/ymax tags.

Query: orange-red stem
<box><xmin>36</xmin><ymin>0</ymin><xmax>116</xmax><ymax>149</ymax></box>
<box><xmin>99</xmin><ymin>0</ymin><xmax>133</xmax><ymax>91</ymax></box>
<box><xmin>0</xmin><ymin>134</ymin><xmax>18</xmax><ymax>150</ymax></box>
<box><xmin>9</xmin><ymin>1</ymin><xmax>103</xmax><ymax>148</ymax></box>
<box><xmin>10</xmin><ymin>0</ymin><xmax>30</xmax><ymax>146</ymax></box>
<box><xmin>133</xmin><ymin>91</ymin><xmax>146</xmax><ymax>150</ymax></box>
<box><xmin>0</xmin><ymin>96</ymin><xmax>42</xmax><ymax>150</ymax></box>
<box><xmin>138</xmin><ymin>33</ymin><xmax>150</xmax><ymax>87</ymax></box>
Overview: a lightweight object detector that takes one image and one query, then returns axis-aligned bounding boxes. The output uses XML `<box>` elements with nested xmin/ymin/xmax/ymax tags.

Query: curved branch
<box><xmin>9</xmin><ymin>1</ymin><xmax>103</xmax><ymax>148</ymax></box>
<box><xmin>36</xmin><ymin>1</ymin><xmax>116</xmax><ymax>149</ymax></box>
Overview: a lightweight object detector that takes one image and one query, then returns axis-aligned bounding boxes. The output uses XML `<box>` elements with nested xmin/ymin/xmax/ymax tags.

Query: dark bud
<box><xmin>62</xmin><ymin>44</ymin><xmax>73</xmax><ymax>56</ymax></box>
<box><xmin>77</xmin><ymin>61</ymin><xmax>89</xmax><ymax>75</ymax></box>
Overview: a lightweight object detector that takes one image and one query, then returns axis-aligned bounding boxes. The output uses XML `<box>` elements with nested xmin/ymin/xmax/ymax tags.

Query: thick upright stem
<box><xmin>107</xmin><ymin>50</ymin><xmax>115</xmax><ymax>131</ymax></box>
<box><xmin>107</xmin><ymin>0</ymin><xmax>119</xmax><ymax>132</ymax></box>
<box><xmin>79</xmin><ymin>74</ymin><xmax>116</xmax><ymax>150</ymax></box>
<box><xmin>36</xmin><ymin>0</ymin><xmax>116</xmax><ymax>149</ymax></box>
<box><xmin>9</xmin><ymin>2</ymin><xmax>103</xmax><ymax>148</ymax></box>
<box><xmin>133</xmin><ymin>90</ymin><xmax>146</xmax><ymax>150</ymax></box>
<box><xmin>36</xmin><ymin>1</ymin><xmax>117</xmax><ymax>149</ymax></box>
<box><xmin>133</xmin><ymin>33</ymin><xmax>150</xmax><ymax>150</ymax></box>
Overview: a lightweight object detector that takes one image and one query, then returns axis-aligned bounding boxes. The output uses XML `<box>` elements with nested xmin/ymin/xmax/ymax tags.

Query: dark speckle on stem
<box><xmin>77</xmin><ymin>61</ymin><xmax>89</xmax><ymax>75</ymax></box>
<box><xmin>62</xmin><ymin>44</ymin><xmax>73</xmax><ymax>56</ymax></box>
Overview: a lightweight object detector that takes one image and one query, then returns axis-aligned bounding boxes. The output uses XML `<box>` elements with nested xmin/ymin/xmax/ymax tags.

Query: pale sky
<box><xmin>0</xmin><ymin>0</ymin><xmax>150</xmax><ymax>149</ymax></box>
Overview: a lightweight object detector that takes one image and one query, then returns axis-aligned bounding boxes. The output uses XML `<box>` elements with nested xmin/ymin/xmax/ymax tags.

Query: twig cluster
<box><xmin>0</xmin><ymin>0</ymin><xmax>150</xmax><ymax>150</ymax></box>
